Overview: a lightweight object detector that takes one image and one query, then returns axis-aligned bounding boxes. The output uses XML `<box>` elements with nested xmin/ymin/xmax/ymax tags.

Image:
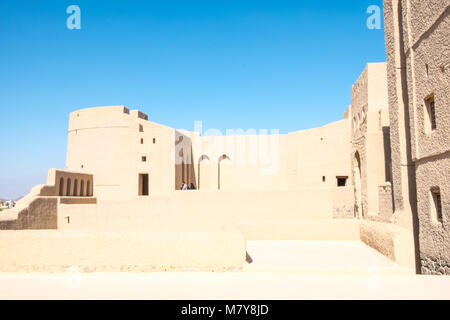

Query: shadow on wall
<box><xmin>353</xmin><ymin>151</ymin><xmax>363</xmax><ymax>218</ymax></box>
<box><xmin>246</xmin><ymin>252</ymin><xmax>254</xmax><ymax>264</ymax></box>
<box><xmin>175</xmin><ymin>131</ymin><xmax>197</xmax><ymax>190</ymax></box>
<box><xmin>382</xmin><ymin>126</ymin><xmax>395</xmax><ymax>215</ymax></box>
<box><xmin>393</xmin><ymin>0</ymin><xmax>420</xmax><ymax>273</ymax></box>
<box><xmin>383</xmin><ymin>126</ymin><xmax>392</xmax><ymax>186</ymax></box>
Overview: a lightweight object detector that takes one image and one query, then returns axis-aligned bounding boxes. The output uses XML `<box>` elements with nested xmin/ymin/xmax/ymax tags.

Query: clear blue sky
<box><xmin>0</xmin><ymin>0</ymin><xmax>385</xmax><ymax>199</ymax></box>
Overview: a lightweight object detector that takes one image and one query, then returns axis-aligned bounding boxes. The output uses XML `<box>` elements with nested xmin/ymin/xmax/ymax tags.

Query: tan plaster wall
<box><xmin>368</xmin><ymin>63</ymin><xmax>389</xmax><ymax>114</ymax></box>
<box><xmin>0</xmin><ymin>228</ymin><xmax>246</xmax><ymax>272</ymax></box>
<box><xmin>289</xmin><ymin>120</ymin><xmax>352</xmax><ymax>189</ymax></box>
<box><xmin>66</xmin><ymin>106</ymin><xmax>352</xmax><ymax>199</ymax></box>
<box><xmin>416</xmin><ymin>155</ymin><xmax>450</xmax><ymax>267</ymax></box>
<box><xmin>57</xmin><ymin>188</ymin><xmax>355</xmax><ymax>239</ymax></box>
<box><xmin>401</xmin><ymin>0</ymin><xmax>449</xmax><ymax>48</ymax></box>
<box><xmin>384</xmin><ymin>0</ymin><xmax>449</xmax><ymax>273</ymax></box>
<box><xmin>350</xmin><ymin>63</ymin><xmax>391</xmax><ymax>218</ymax></box>
<box><xmin>190</xmin><ymin>119</ymin><xmax>352</xmax><ymax>192</ymax></box>
<box><xmin>405</xmin><ymin>5</ymin><xmax>449</xmax><ymax>161</ymax></box>
<box><xmin>359</xmin><ymin>220</ymin><xmax>416</xmax><ymax>267</ymax></box>
<box><xmin>384</xmin><ymin>0</ymin><xmax>410</xmax><ymax>215</ymax></box>
<box><xmin>0</xmin><ymin>198</ymin><xmax>58</xmax><ymax>230</ymax></box>
<box><xmin>403</xmin><ymin>2</ymin><xmax>449</xmax><ymax>273</ymax></box>
<box><xmin>66</xmin><ymin>106</ymin><xmax>177</xmax><ymax>201</ymax></box>
<box><xmin>0</xmin><ymin>169</ymin><xmax>95</xmax><ymax>230</ymax></box>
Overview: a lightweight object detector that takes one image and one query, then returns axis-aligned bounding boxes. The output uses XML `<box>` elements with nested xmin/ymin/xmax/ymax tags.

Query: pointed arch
<box><xmin>73</xmin><ymin>179</ymin><xmax>78</xmax><ymax>196</ymax></box>
<box><xmin>218</xmin><ymin>154</ymin><xmax>231</xmax><ymax>190</ymax></box>
<box><xmin>66</xmin><ymin>178</ymin><xmax>72</xmax><ymax>197</ymax></box>
<box><xmin>80</xmin><ymin>180</ymin><xmax>85</xmax><ymax>196</ymax></box>
<box><xmin>198</xmin><ymin>155</ymin><xmax>211</xmax><ymax>190</ymax></box>
<box><xmin>59</xmin><ymin>178</ymin><xmax>64</xmax><ymax>196</ymax></box>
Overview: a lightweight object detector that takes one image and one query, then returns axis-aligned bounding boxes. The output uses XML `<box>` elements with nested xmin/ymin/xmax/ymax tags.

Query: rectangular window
<box><xmin>142</xmin><ymin>156</ymin><xmax>147</xmax><ymax>162</ymax></box>
<box><xmin>139</xmin><ymin>174</ymin><xmax>149</xmax><ymax>196</ymax></box>
<box><xmin>425</xmin><ymin>96</ymin><xmax>437</xmax><ymax>132</ymax></box>
<box><xmin>140</xmin><ymin>138</ymin><xmax>144</xmax><ymax>144</ymax></box>
<box><xmin>431</xmin><ymin>187</ymin><xmax>443</xmax><ymax>223</ymax></box>
<box><xmin>337</xmin><ymin>176</ymin><xmax>348</xmax><ymax>187</ymax></box>
<box><xmin>153</xmin><ymin>138</ymin><xmax>156</xmax><ymax>144</ymax></box>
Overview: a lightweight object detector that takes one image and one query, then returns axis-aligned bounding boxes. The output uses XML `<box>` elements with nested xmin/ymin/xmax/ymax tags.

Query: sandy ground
<box><xmin>1</xmin><ymin>241</ymin><xmax>449</xmax><ymax>300</ymax></box>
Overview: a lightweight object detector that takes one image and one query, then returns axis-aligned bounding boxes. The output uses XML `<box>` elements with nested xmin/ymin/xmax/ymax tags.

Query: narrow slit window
<box><xmin>431</xmin><ymin>188</ymin><xmax>443</xmax><ymax>223</ymax></box>
<box><xmin>425</xmin><ymin>96</ymin><xmax>437</xmax><ymax>132</ymax></box>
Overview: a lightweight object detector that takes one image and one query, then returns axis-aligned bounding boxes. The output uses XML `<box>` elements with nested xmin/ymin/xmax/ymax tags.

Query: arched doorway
<box><xmin>198</xmin><ymin>155</ymin><xmax>210</xmax><ymax>190</ymax></box>
<box><xmin>218</xmin><ymin>154</ymin><xmax>231</xmax><ymax>190</ymax></box>
<box><xmin>80</xmin><ymin>180</ymin><xmax>85</xmax><ymax>196</ymax></box>
<box><xmin>353</xmin><ymin>151</ymin><xmax>362</xmax><ymax>218</ymax></box>
<box><xmin>66</xmin><ymin>178</ymin><xmax>72</xmax><ymax>197</ymax></box>
<box><xmin>73</xmin><ymin>179</ymin><xmax>78</xmax><ymax>196</ymax></box>
<box><xmin>59</xmin><ymin>178</ymin><xmax>64</xmax><ymax>196</ymax></box>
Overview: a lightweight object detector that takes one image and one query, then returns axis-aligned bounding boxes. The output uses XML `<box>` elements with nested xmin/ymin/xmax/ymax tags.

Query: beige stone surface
<box><xmin>0</xmin><ymin>169</ymin><xmax>95</xmax><ymax>230</ymax></box>
<box><xmin>0</xmin><ymin>241</ymin><xmax>441</xmax><ymax>300</ymax></box>
<box><xmin>350</xmin><ymin>63</ymin><xmax>391</xmax><ymax>219</ymax></box>
<box><xmin>384</xmin><ymin>0</ymin><xmax>449</xmax><ymax>274</ymax></box>
<box><xmin>237</xmin><ymin>220</ymin><xmax>360</xmax><ymax>241</ymax></box>
<box><xmin>66</xmin><ymin>105</ymin><xmax>352</xmax><ymax>200</ymax></box>
<box><xmin>0</xmin><ymin>228</ymin><xmax>246</xmax><ymax>272</ymax></box>
<box><xmin>359</xmin><ymin>220</ymin><xmax>416</xmax><ymax>267</ymax></box>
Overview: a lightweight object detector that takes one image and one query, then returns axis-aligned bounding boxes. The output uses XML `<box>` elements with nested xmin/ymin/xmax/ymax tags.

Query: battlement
<box><xmin>68</xmin><ymin>106</ymin><xmax>149</xmax><ymax>131</ymax></box>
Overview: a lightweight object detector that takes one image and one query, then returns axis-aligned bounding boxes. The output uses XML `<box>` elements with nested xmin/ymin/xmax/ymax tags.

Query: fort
<box><xmin>0</xmin><ymin>0</ymin><xmax>448</xmax><ymax>277</ymax></box>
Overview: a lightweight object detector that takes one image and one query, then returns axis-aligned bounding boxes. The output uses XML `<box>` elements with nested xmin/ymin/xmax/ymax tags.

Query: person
<box><xmin>181</xmin><ymin>181</ymin><xmax>188</xmax><ymax>190</ymax></box>
<box><xmin>189</xmin><ymin>183</ymin><xmax>196</xmax><ymax>190</ymax></box>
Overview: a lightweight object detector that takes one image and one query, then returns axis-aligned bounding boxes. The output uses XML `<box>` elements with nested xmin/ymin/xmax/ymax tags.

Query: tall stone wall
<box><xmin>384</xmin><ymin>0</ymin><xmax>449</xmax><ymax>273</ymax></box>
